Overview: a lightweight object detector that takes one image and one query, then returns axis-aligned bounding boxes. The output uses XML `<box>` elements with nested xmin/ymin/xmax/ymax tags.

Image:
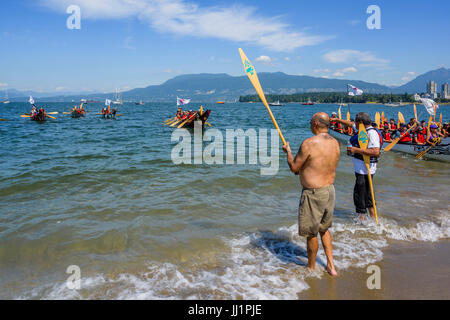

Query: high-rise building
<box><xmin>427</xmin><ymin>81</ymin><xmax>438</xmax><ymax>99</ymax></box>
<box><xmin>442</xmin><ymin>83</ymin><xmax>449</xmax><ymax>100</ymax></box>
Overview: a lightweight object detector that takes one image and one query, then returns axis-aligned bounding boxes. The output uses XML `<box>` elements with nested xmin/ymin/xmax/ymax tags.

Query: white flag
<box><xmin>177</xmin><ymin>97</ymin><xmax>191</xmax><ymax>106</ymax></box>
<box><xmin>347</xmin><ymin>84</ymin><xmax>363</xmax><ymax>96</ymax></box>
<box><xmin>29</xmin><ymin>96</ymin><xmax>35</xmax><ymax>105</ymax></box>
<box><xmin>105</xmin><ymin>99</ymin><xmax>111</xmax><ymax>106</ymax></box>
<box><xmin>416</xmin><ymin>96</ymin><xmax>438</xmax><ymax>116</ymax></box>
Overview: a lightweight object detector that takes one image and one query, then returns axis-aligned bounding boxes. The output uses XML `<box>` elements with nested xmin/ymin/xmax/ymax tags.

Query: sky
<box><xmin>0</xmin><ymin>0</ymin><xmax>449</xmax><ymax>93</ymax></box>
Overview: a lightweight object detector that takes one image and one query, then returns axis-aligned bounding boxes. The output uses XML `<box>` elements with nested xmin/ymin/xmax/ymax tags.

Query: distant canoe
<box><xmin>217</xmin><ymin>101</ymin><xmax>225</xmax><ymax>104</ymax></box>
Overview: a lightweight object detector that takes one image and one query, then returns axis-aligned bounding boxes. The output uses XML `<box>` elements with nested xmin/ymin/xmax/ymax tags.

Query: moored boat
<box><xmin>269</xmin><ymin>100</ymin><xmax>284</xmax><ymax>106</ymax></box>
<box><xmin>328</xmin><ymin>129</ymin><xmax>450</xmax><ymax>162</ymax></box>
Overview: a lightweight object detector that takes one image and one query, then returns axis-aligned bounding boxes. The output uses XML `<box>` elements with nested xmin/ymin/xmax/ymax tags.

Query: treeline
<box><xmin>239</xmin><ymin>92</ymin><xmax>450</xmax><ymax>104</ymax></box>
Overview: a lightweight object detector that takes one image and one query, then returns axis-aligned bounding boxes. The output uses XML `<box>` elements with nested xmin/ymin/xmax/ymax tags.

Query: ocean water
<box><xmin>0</xmin><ymin>102</ymin><xmax>449</xmax><ymax>299</ymax></box>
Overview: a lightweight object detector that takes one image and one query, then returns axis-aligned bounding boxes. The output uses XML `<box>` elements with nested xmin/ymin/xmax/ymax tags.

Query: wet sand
<box><xmin>299</xmin><ymin>240</ymin><xmax>450</xmax><ymax>300</ymax></box>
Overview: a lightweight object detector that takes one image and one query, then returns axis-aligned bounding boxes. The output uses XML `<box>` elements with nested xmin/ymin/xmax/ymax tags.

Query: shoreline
<box><xmin>299</xmin><ymin>239</ymin><xmax>450</xmax><ymax>300</ymax></box>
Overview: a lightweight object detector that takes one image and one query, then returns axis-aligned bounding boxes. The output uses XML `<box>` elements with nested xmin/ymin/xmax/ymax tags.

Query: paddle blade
<box><xmin>20</xmin><ymin>115</ymin><xmax>31</xmax><ymax>118</ymax></box>
<box><xmin>381</xmin><ymin>111</ymin><xmax>385</xmax><ymax>124</ymax></box>
<box><xmin>375</xmin><ymin>112</ymin><xmax>380</xmax><ymax>128</ymax></box>
<box><xmin>398</xmin><ymin>112</ymin><xmax>405</xmax><ymax>124</ymax></box>
<box><xmin>427</xmin><ymin>115</ymin><xmax>432</xmax><ymax>131</ymax></box>
<box><xmin>358</xmin><ymin>123</ymin><xmax>369</xmax><ymax>150</ymax></box>
<box><xmin>346</xmin><ymin>111</ymin><xmax>350</xmax><ymax>121</ymax></box>
<box><xmin>238</xmin><ymin>48</ymin><xmax>286</xmax><ymax>146</ymax></box>
<box><xmin>238</xmin><ymin>48</ymin><xmax>269</xmax><ymax>107</ymax></box>
<box><xmin>414</xmin><ymin>104</ymin><xmax>417</xmax><ymax>121</ymax></box>
<box><xmin>338</xmin><ymin>107</ymin><xmax>342</xmax><ymax>120</ymax></box>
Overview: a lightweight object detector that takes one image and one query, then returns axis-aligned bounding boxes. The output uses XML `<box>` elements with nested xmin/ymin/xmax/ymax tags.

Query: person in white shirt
<box><xmin>334</xmin><ymin>112</ymin><xmax>381</xmax><ymax>220</ymax></box>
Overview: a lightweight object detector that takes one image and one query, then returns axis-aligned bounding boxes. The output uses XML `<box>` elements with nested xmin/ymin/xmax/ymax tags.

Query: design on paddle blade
<box><xmin>358</xmin><ymin>131</ymin><xmax>369</xmax><ymax>144</ymax></box>
<box><xmin>244</xmin><ymin>59</ymin><xmax>254</xmax><ymax>75</ymax></box>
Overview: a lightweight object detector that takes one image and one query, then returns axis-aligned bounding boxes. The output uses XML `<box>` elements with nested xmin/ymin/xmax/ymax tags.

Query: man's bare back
<box><xmin>296</xmin><ymin>133</ymin><xmax>340</xmax><ymax>189</ymax></box>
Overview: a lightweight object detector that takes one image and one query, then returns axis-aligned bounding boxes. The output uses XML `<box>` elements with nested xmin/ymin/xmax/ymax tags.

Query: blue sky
<box><xmin>0</xmin><ymin>0</ymin><xmax>449</xmax><ymax>93</ymax></box>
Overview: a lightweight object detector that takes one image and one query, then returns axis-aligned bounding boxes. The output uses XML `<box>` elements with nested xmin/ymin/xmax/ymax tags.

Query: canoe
<box><xmin>176</xmin><ymin>110</ymin><xmax>211</xmax><ymax>129</ymax></box>
<box><xmin>71</xmin><ymin>110</ymin><xmax>86</xmax><ymax>118</ymax></box>
<box><xmin>328</xmin><ymin>129</ymin><xmax>450</xmax><ymax>162</ymax></box>
<box><xmin>31</xmin><ymin>113</ymin><xmax>47</xmax><ymax>122</ymax></box>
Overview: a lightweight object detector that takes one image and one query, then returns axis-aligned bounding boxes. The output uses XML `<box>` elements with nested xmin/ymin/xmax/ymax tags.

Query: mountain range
<box><xmin>5</xmin><ymin>68</ymin><xmax>449</xmax><ymax>102</ymax></box>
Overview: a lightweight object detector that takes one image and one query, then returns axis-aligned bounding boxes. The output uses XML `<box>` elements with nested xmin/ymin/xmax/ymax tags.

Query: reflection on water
<box><xmin>0</xmin><ymin>102</ymin><xmax>449</xmax><ymax>299</ymax></box>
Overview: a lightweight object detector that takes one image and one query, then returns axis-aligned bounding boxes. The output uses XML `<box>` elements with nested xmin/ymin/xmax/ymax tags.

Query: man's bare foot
<box><xmin>326</xmin><ymin>267</ymin><xmax>338</xmax><ymax>276</ymax></box>
<box><xmin>359</xmin><ymin>214</ymin><xmax>365</xmax><ymax>221</ymax></box>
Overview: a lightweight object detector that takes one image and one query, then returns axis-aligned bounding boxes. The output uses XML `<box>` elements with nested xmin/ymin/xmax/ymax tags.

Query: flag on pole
<box><xmin>347</xmin><ymin>84</ymin><xmax>363</xmax><ymax>96</ymax></box>
<box><xmin>177</xmin><ymin>97</ymin><xmax>191</xmax><ymax>106</ymax></box>
<box><xmin>105</xmin><ymin>99</ymin><xmax>111</xmax><ymax>106</ymax></box>
<box><xmin>29</xmin><ymin>96</ymin><xmax>35</xmax><ymax>105</ymax></box>
<box><xmin>414</xmin><ymin>94</ymin><xmax>438</xmax><ymax>116</ymax></box>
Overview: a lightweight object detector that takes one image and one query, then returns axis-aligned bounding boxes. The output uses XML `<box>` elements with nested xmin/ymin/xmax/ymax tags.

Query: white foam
<box><xmin>17</xmin><ymin>212</ymin><xmax>450</xmax><ymax>300</ymax></box>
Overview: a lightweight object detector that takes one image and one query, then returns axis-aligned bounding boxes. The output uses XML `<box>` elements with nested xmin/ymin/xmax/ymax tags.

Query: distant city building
<box><xmin>427</xmin><ymin>81</ymin><xmax>438</xmax><ymax>99</ymax></box>
<box><xmin>442</xmin><ymin>83</ymin><xmax>449</xmax><ymax>100</ymax></box>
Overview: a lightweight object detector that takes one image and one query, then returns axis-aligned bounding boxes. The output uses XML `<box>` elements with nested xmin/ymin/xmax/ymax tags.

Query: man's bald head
<box><xmin>311</xmin><ymin>112</ymin><xmax>330</xmax><ymax>129</ymax></box>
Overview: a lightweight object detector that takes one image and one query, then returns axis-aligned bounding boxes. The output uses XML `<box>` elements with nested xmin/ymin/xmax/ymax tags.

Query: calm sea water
<box><xmin>0</xmin><ymin>102</ymin><xmax>449</xmax><ymax>299</ymax></box>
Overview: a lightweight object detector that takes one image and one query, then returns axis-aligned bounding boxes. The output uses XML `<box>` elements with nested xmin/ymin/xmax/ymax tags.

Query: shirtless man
<box><xmin>282</xmin><ymin>112</ymin><xmax>340</xmax><ymax>276</ymax></box>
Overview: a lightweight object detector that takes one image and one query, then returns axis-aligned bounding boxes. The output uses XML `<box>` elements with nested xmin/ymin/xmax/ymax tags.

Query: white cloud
<box><xmin>332</xmin><ymin>72</ymin><xmax>345</xmax><ymax>77</ymax></box>
<box><xmin>284</xmin><ymin>57</ymin><xmax>291</xmax><ymax>61</ymax></box>
<box><xmin>323</xmin><ymin>49</ymin><xmax>389</xmax><ymax>66</ymax></box>
<box><xmin>40</xmin><ymin>0</ymin><xmax>330</xmax><ymax>52</ymax></box>
<box><xmin>407</xmin><ymin>71</ymin><xmax>415</xmax><ymax>76</ymax></box>
<box><xmin>255</xmin><ymin>55</ymin><xmax>272</xmax><ymax>64</ymax></box>
<box><xmin>0</xmin><ymin>83</ymin><xmax>8</xmax><ymax>87</ymax></box>
<box><xmin>341</xmin><ymin>67</ymin><xmax>358</xmax><ymax>73</ymax></box>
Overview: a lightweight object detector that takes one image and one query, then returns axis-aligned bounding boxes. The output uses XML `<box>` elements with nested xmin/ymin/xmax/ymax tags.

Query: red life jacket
<box><xmin>399</xmin><ymin>132</ymin><xmax>411</xmax><ymax>142</ymax></box>
<box><xmin>417</xmin><ymin>133</ymin><xmax>426</xmax><ymax>144</ymax></box>
<box><xmin>383</xmin><ymin>132</ymin><xmax>391</xmax><ymax>141</ymax></box>
<box><xmin>390</xmin><ymin>124</ymin><xmax>397</xmax><ymax>130</ymax></box>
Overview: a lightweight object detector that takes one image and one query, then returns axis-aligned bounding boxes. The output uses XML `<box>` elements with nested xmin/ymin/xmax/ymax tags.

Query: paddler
<box><xmin>282</xmin><ymin>112</ymin><xmax>339</xmax><ymax>276</ymax></box>
<box><xmin>340</xmin><ymin>112</ymin><xmax>382</xmax><ymax>221</ymax></box>
<box><xmin>176</xmin><ymin>107</ymin><xmax>183</xmax><ymax>119</ymax></box>
<box><xmin>330</xmin><ymin>112</ymin><xmax>338</xmax><ymax>130</ymax></box>
<box><xmin>427</xmin><ymin>124</ymin><xmax>442</xmax><ymax>145</ymax></box>
<box><xmin>413</xmin><ymin>124</ymin><xmax>426</xmax><ymax>145</ymax></box>
<box><xmin>398</xmin><ymin>125</ymin><xmax>412</xmax><ymax>144</ymax></box>
<box><xmin>382</xmin><ymin>125</ymin><xmax>391</xmax><ymax>142</ymax></box>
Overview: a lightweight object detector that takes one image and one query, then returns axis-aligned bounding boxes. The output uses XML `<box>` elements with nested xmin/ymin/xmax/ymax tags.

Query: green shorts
<box><xmin>298</xmin><ymin>184</ymin><xmax>335</xmax><ymax>237</ymax></box>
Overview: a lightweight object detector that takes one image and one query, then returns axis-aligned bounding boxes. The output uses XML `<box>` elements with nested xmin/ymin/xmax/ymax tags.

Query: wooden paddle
<box><xmin>239</xmin><ymin>48</ymin><xmax>286</xmax><ymax>146</ymax></box>
<box><xmin>414</xmin><ymin>104</ymin><xmax>417</xmax><ymax>121</ymax></box>
<box><xmin>358</xmin><ymin>123</ymin><xmax>379</xmax><ymax>224</ymax></box>
<box><xmin>427</xmin><ymin>115</ymin><xmax>432</xmax><ymax>132</ymax></box>
<box><xmin>0</xmin><ymin>118</ymin><xmax>8</xmax><ymax>121</ymax></box>
<box><xmin>205</xmin><ymin>122</ymin><xmax>212</xmax><ymax>127</ymax></box>
<box><xmin>177</xmin><ymin>118</ymin><xmax>191</xmax><ymax>128</ymax></box>
<box><xmin>439</xmin><ymin>113</ymin><xmax>442</xmax><ymax>131</ymax></box>
<box><xmin>47</xmin><ymin>112</ymin><xmax>59</xmax><ymax>115</ymax></box>
<box><xmin>398</xmin><ymin>111</ymin><xmax>405</xmax><ymax>128</ymax></box>
<box><xmin>384</xmin><ymin>124</ymin><xmax>417</xmax><ymax>152</ymax></box>
<box><xmin>170</xmin><ymin>119</ymin><xmax>182</xmax><ymax>127</ymax></box>
<box><xmin>375</xmin><ymin>112</ymin><xmax>380</xmax><ymax>128</ymax></box>
<box><xmin>381</xmin><ymin>111</ymin><xmax>385</xmax><ymax>124</ymax></box>
<box><xmin>20</xmin><ymin>114</ymin><xmax>31</xmax><ymax>118</ymax></box>
<box><xmin>415</xmin><ymin>143</ymin><xmax>436</xmax><ymax>159</ymax></box>
<box><xmin>46</xmin><ymin>114</ymin><xmax>56</xmax><ymax>119</ymax></box>
<box><xmin>165</xmin><ymin>117</ymin><xmax>176</xmax><ymax>123</ymax></box>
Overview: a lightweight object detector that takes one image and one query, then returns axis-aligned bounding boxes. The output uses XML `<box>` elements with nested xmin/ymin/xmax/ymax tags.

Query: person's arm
<box><xmin>334</xmin><ymin>118</ymin><xmax>354</xmax><ymax>127</ymax></box>
<box><xmin>348</xmin><ymin>146</ymin><xmax>380</xmax><ymax>157</ymax></box>
<box><xmin>282</xmin><ymin>141</ymin><xmax>310</xmax><ymax>174</ymax></box>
